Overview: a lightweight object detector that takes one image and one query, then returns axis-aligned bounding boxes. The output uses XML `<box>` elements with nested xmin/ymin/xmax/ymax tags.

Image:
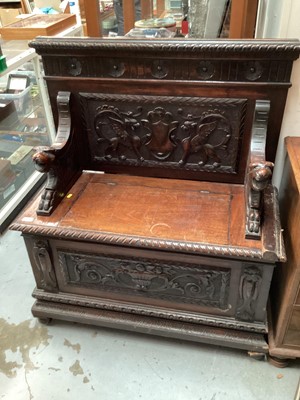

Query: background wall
<box><xmin>256</xmin><ymin>0</ymin><xmax>300</xmax><ymax>188</ymax></box>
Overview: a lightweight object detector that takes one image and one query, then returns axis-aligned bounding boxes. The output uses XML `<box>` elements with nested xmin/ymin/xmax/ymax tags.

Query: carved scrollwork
<box><xmin>179</xmin><ymin>111</ymin><xmax>231</xmax><ymax>166</ymax></box>
<box><xmin>236</xmin><ymin>266</ymin><xmax>262</xmax><ymax>321</ymax></box>
<box><xmin>151</xmin><ymin>60</ymin><xmax>169</xmax><ymax>79</ymax></box>
<box><xmin>196</xmin><ymin>61</ymin><xmax>215</xmax><ymax>80</ymax></box>
<box><xmin>33</xmin><ymin>240</ymin><xmax>57</xmax><ymax>292</ymax></box>
<box><xmin>81</xmin><ymin>93</ymin><xmax>246</xmax><ymax>175</ymax></box>
<box><xmin>94</xmin><ymin>104</ymin><xmax>144</xmax><ymax>161</ymax></box>
<box><xmin>61</xmin><ymin>252</ymin><xmax>231</xmax><ymax>309</ymax></box>
<box><xmin>108</xmin><ymin>60</ymin><xmax>125</xmax><ymax>77</ymax></box>
<box><xmin>67</xmin><ymin>57</ymin><xmax>82</xmax><ymax>76</ymax></box>
<box><xmin>244</xmin><ymin>61</ymin><xmax>263</xmax><ymax>81</ymax></box>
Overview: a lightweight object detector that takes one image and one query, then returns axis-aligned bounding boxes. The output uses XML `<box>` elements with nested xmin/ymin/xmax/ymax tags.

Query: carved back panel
<box><xmin>30</xmin><ymin>38</ymin><xmax>300</xmax><ymax>184</ymax></box>
<box><xmin>80</xmin><ymin>93</ymin><xmax>248</xmax><ymax>181</ymax></box>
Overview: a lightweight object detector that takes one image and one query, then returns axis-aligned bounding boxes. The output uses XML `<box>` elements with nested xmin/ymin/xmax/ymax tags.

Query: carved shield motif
<box><xmin>142</xmin><ymin>107</ymin><xmax>179</xmax><ymax>160</ymax></box>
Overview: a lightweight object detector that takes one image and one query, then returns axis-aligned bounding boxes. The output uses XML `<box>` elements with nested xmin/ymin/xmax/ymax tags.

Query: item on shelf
<box><xmin>125</xmin><ymin>27</ymin><xmax>175</xmax><ymax>38</ymax></box>
<box><xmin>0</xmin><ymin>139</ymin><xmax>20</xmax><ymax>158</ymax></box>
<box><xmin>135</xmin><ymin>17</ymin><xmax>176</xmax><ymax>31</ymax></box>
<box><xmin>8</xmin><ymin>145</ymin><xmax>34</xmax><ymax>179</ymax></box>
<box><xmin>0</xmin><ymin>133</ymin><xmax>24</xmax><ymax>143</ymax></box>
<box><xmin>0</xmin><ymin>158</ymin><xmax>16</xmax><ymax>193</ymax></box>
<box><xmin>0</xmin><ymin>84</ymin><xmax>33</xmax><ymax>118</ymax></box>
<box><xmin>0</xmin><ymin>14</ymin><xmax>76</xmax><ymax>40</ymax></box>
<box><xmin>0</xmin><ymin>7</ymin><xmax>22</xmax><ymax>27</ymax></box>
<box><xmin>8</xmin><ymin>145</ymin><xmax>33</xmax><ymax>165</ymax></box>
<box><xmin>34</xmin><ymin>0</ymin><xmax>67</xmax><ymax>13</ymax></box>
<box><xmin>0</xmin><ymin>44</ymin><xmax>7</xmax><ymax>73</ymax></box>
<box><xmin>0</xmin><ymin>100</ymin><xmax>19</xmax><ymax>129</ymax></box>
<box><xmin>0</xmin><ymin>167</ymin><xmax>25</xmax><ymax>209</ymax></box>
<box><xmin>6</xmin><ymin>74</ymin><xmax>30</xmax><ymax>94</ymax></box>
<box><xmin>102</xmin><ymin>16</ymin><xmax>117</xmax><ymax>35</ymax></box>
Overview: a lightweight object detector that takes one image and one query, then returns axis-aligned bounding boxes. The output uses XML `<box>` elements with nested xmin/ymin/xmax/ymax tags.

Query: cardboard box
<box><xmin>0</xmin><ymin>8</ymin><xmax>22</xmax><ymax>27</ymax></box>
<box><xmin>0</xmin><ymin>13</ymin><xmax>76</xmax><ymax>40</ymax></box>
<box><xmin>34</xmin><ymin>0</ymin><xmax>62</xmax><ymax>12</ymax></box>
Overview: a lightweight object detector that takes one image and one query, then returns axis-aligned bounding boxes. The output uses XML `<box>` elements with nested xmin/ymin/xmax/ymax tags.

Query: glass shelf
<box><xmin>0</xmin><ymin>22</ymin><xmax>84</xmax><ymax>232</ymax></box>
<box><xmin>0</xmin><ymin>55</ymin><xmax>53</xmax><ymax>228</ymax></box>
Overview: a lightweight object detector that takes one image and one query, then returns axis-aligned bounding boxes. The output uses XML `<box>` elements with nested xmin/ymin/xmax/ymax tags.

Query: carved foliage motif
<box><xmin>59</xmin><ymin>251</ymin><xmax>231</xmax><ymax>309</ymax></box>
<box><xmin>82</xmin><ymin>94</ymin><xmax>246</xmax><ymax>174</ymax></box>
<box><xmin>236</xmin><ymin>266</ymin><xmax>262</xmax><ymax>322</ymax></box>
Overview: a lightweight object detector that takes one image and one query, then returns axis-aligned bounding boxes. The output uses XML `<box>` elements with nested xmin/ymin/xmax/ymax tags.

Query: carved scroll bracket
<box><xmin>245</xmin><ymin>100</ymin><xmax>273</xmax><ymax>239</ymax></box>
<box><xmin>33</xmin><ymin>92</ymin><xmax>82</xmax><ymax>216</ymax></box>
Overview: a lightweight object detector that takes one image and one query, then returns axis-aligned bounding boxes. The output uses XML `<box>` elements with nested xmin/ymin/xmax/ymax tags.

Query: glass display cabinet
<box><xmin>0</xmin><ymin>43</ymin><xmax>55</xmax><ymax>231</ymax></box>
<box><xmin>0</xmin><ymin>23</ymin><xmax>83</xmax><ymax>231</ymax></box>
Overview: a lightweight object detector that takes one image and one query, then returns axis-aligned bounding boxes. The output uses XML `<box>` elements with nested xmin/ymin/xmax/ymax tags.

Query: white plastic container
<box><xmin>0</xmin><ymin>85</ymin><xmax>33</xmax><ymax>118</ymax></box>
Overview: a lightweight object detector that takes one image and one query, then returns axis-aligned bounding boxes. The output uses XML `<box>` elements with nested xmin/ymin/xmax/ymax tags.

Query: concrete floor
<box><xmin>0</xmin><ymin>229</ymin><xmax>299</xmax><ymax>400</ymax></box>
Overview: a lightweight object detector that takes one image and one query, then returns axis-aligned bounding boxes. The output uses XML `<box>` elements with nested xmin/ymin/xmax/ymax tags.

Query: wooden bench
<box><xmin>11</xmin><ymin>37</ymin><xmax>300</xmax><ymax>354</ymax></box>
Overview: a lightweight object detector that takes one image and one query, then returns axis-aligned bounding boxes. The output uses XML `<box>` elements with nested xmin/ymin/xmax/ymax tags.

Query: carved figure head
<box><xmin>250</xmin><ymin>162</ymin><xmax>274</xmax><ymax>191</ymax></box>
<box><xmin>32</xmin><ymin>151</ymin><xmax>55</xmax><ymax>173</ymax></box>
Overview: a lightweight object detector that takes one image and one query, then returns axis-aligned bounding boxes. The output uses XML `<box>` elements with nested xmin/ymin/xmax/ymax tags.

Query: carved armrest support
<box><xmin>33</xmin><ymin>147</ymin><xmax>56</xmax><ymax>173</ymax></box>
<box><xmin>245</xmin><ymin>100</ymin><xmax>273</xmax><ymax>239</ymax></box>
<box><xmin>33</xmin><ymin>91</ymin><xmax>81</xmax><ymax>216</ymax></box>
<box><xmin>246</xmin><ymin>161</ymin><xmax>274</xmax><ymax>239</ymax></box>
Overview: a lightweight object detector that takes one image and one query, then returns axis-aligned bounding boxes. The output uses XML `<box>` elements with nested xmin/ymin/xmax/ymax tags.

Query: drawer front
<box><xmin>23</xmin><ymin>236</ymin><xmax>273</xmax><ymax>328</ymax></box>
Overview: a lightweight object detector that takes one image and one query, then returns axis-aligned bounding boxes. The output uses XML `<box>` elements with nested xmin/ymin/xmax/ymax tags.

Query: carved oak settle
<box><xmin>10</xmin><ymin>38</ymin><xmax>300</xmax><ymax>354</ymax></box>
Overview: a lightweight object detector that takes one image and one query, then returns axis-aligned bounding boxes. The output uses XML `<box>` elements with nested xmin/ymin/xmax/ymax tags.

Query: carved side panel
<box><xmin>58</xmin><ymin>251</ymin><xmax>231</xmax><ymax>310</ymax></box>
<box><xmin>236</xmin><ymin>266</ymin><xmax>262</xmax><ymax>322</ymax></box>
<box><xmin>33</xmin><ymin>240</ymin><xmax>58</xmax><ymax>292</ymax></box>
<box><xmin>80</xmin><ymin>94</ymin><xmax>247</xmax><ymax>176</ymax></box>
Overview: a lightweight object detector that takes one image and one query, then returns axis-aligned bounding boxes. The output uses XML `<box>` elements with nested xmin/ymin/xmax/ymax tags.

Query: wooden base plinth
<box><xmin>32</xmin><ymin>299</ymin><xmax>269</xmax><ymax>353</ymax></box>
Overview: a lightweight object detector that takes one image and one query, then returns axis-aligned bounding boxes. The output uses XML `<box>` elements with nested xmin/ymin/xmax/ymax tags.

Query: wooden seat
<box><xmin>10</xmin><ymin>37</ymin><xmax>300</xmax><ymax>354</ymax></box>
<box><xmin>18</xmin><ymin>172</ymin><xmax>278</xmax><ymax>259</ymax></box>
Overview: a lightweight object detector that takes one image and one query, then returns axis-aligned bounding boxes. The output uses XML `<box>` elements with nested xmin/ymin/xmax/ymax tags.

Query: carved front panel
<box><xmin>58</xmin><ymin>250</ymin><xmax>231</xmax><ymax>310</ymax></box>
<box><xmin>80</xmin><ymin>94</ymin><xmax>247</xmax><ymax>176</ymax></box>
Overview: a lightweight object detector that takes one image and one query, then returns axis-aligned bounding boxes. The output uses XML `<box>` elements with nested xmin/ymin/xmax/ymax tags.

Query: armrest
<box><xmin>33</xmin><ymin>91</ymin><xmax>82</xmax><ymax>216</ymax></box>
<box><xmin>245</xmin><ymin>101</ymin><xmax>273</xmax><ymax>239</ymax></box>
